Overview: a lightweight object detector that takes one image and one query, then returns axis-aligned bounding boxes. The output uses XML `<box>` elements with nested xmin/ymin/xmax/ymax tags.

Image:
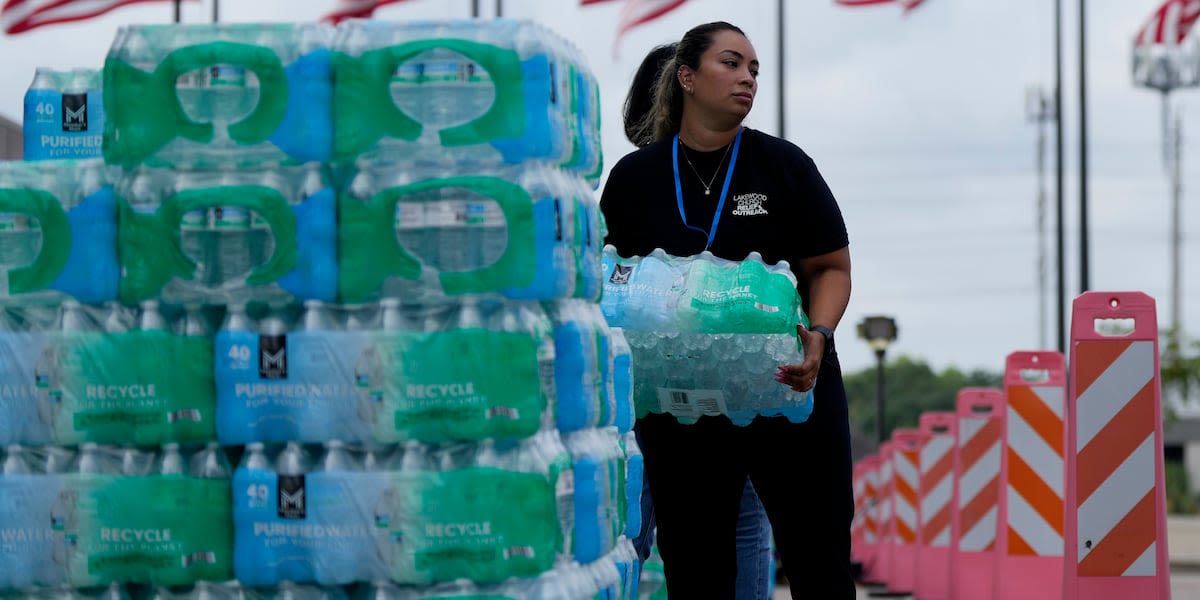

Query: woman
<box><xmin>624</xmin><ymin>41</ymin><xmax>776</xmax><ymax>600</ymax></box>
<box><xmin>600</xmin><ymin>22</ymin><xmax>854</xmax><ymax>598</ymax></box>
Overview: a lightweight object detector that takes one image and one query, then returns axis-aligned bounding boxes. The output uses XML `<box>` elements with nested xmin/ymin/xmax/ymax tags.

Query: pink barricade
<box><xmin>885</xmin><ymin>428</ymin><xmax>922</xmax><ymax>596</ymax></box>
<box><xmin>949</xmin><ymin>387</ymin><xmax>1005</xmax><ymax>600</ymax></box>
<box><xmin>915</xmin><ymin>411</ymin><xmax>956</xmax><ymax>600</ymax></box>
<box><xmin>995</xmin><ymin>350</ymin><xmax>1066</xmax><ymax>600</ymax></box>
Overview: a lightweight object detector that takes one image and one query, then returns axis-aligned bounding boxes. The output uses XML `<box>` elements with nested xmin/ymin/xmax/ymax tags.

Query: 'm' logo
<box><xmin>61</xmin><ymin>94</ymin><xmax>87</xmax><ymax>132</ymax></box>
<box><xmin>609</xmin><ymin>265</ymin><xmax>633</xmax><ymax>284</ymax></box>
<box><xmin>277</xmin><ymin>475</ymin><xmax>306</xmax><ymax>519</ymax></box>
<box><xmin>259</xmin><ymin>335</ymin><xmax>287</xmax><ymax>379</ymax></box>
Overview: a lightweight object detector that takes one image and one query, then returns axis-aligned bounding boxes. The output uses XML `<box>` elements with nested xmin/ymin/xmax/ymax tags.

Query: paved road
<box><xmin>770</xmin><ymin>571</ymin><xmax>1200</xmax><ymax>599</ymax></box>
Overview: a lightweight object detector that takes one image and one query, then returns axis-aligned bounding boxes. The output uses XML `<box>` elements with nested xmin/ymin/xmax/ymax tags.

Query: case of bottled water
<box><xmin>364</xmin><ymin>299</ymin><xmax>557</xmax><ymax>444</ymax></box>
<box><xmin>116</xmin><ymin>163</ymin><xmax>337</xmax><ymax>306</ymax></box>
<box><xmin>0</xmin><ymin>443</ymin><xmax>233</xmax><ymax>588</ymax></box>
<box><xmin>215</xmin><ymin>302</ymin><xmax>372</xmax><ymax>444</ymax></box>
<box><xmin>24</xmin><ymin>68</ymin><xmax>105</xmax><ymax>161</ymax></box>
<box><xmin>339</xmin><ymin>162</ymin><xmax>591</xmax><ymax>303</ymax></box>
<box><xmin>0</xmin><ymin>160</ymin><xmax>118</xmax><ymax>304</ymax></box>
<box><xmin>232</xmin><ymin>442</ymin><xmax>390</xmax><ymax>587</ymax></box>
<box><xmin>331</xmin><ymin>19</ymin><xmax>599</xmax><ymax>176</ymax></box>
<box><xmin>610</xmin><ymin>328</ymin><xmax>634</xmax><ymax>434</ymax></box>
<box><xmin>0</xmin><ymin>301</ymin><xmax>215</xmax><ymax>446</ymax></box>
<box><xmin>543</xmin><ymin>300</ymin><xmax>603</xmax><ymax>433</ymax></box>
<box><xmin>103</xmin><ymin>23</ymin><xmax>335</xmax><ymax>168</ymax></box>
<box><xmin>385</xmin><ymin>560</ymin><xmax>601</xmax><ymax>599</ymax></box>
<box><xmin>601</xmin><ymin>246</ymin><xmax>815</xmax><ymax>425</ymax></box>
<box><xmin>233</xmin><ymin>431</ymin><xmax>573</xmax><ymax>587</ymax></box>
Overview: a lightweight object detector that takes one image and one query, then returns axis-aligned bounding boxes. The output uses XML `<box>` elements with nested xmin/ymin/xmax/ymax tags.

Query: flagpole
<box><xmin>496</xmin><ymin>0</ymin><xmax>503</xmax><ymax>17</ymax></box>
<box><xmin>471</xmin><ymin>0</ymin><xmax>479</xmax><ymax>18</ymax></box>
<box><xmin>173</xmin><ymin>0</ymin><xmax>181</xmax><ymax>22</ymax></box>
<box><xmin>776</xmin><ymin>0</ymin><xmax>785</xmax><ymax>139</ymax></box>
<box><xmin>1054</xmin><ymin>0</ymin><xmax>1065</xmax><ymax>353</ymax></box>
<box><xmin>212</xmin><ymin>0</ymin><xmax>219</xmax><ymax>23</ymax></box>
<box><xmin>1078</xmin><ymin>0</ymin><xmax>1090</xmax><ymax>293</ymax></box>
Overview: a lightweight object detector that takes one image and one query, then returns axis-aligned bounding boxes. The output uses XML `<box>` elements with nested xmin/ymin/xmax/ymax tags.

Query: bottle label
<box><xmin>61</xmin><ymin>474</ymin><xmax>232</xmax><ymax>587</ymax></box>
<box><xmin>370</xmin><ymin>329</ymin><xmax>546</xmax><ymax>443</ymax></box>
<box><xmin>232</xmin><ymin>468</ymin><xmax>389</xmax><ymax>585</ymax></box>
<box><xmin>47</xmin><ymin>330</ymin><xmax>216</xmax><ymax>445</ymax></box>
<box><xmin>0</xmin><ymin>330</ymin><xmax>53</xmax><ymax>445</ymax></box>
<box><xmin>0</xmin><ymin>473</ymin><xmax>66</xmax><ymax>588</ymax></box>
<box><xmin>215</xmin><ymin>329</ymin><xmax>371</xmax><ymax>444</ymax></box>
<box><xmin>23</xmin><ymin>88</ymin><xmax>104</xmax><ymax>160</ymax></box>
<box><xmin>387</xmin><ymin>462</ymin><xmax>567</xmax><ymax>584</ymax></box>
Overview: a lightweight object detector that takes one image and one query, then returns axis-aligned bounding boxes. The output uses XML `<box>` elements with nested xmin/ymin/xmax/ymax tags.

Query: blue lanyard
<box><xmin>673</xmin><ymin>128</ymin><xmax>743</xmax><ymax>250</ymax></box>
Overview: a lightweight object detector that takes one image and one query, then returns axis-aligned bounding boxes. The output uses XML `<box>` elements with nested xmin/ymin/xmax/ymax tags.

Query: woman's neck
<box><xmin>677</xmin><ymin>122</ymin><xmax>741</xmax><ymax>152</ymax></box>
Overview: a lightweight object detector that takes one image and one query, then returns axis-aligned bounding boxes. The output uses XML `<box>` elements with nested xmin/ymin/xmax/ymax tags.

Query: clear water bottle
<box><xmin>181</xmin><ymin>304</ymin><xmax>210</xmax><ymax>337</ymax></box>
<box><xmin>190</xmin><ymin>442</ymin><xmax>231</xmax><ymax>479</ymax></box>
<box><xmin>232</xmin><ymin>442</ymin><xmax>277</xmax><ymax>586</ymax></box>
<box><xmin>156</xmin><ymin>443</ymin><xmax>186</xmax><ymax>476</ymax></box>
<box><xmin>102</xmin><ymin>301</ymin><xmax>130</xmax><ymax>333</ymax></box>
<box><xmin>119</xmin><ymin>445</ymin><xmax>152</xmax><ymax>476</ymax></box>
<box><xmin>139</xmin><ymin>300</ymin><xmax>167</xmax><ymax>331</ymax></box>
<box><xmin>315</xmin><ymin>440</ymin><xmax>358</xmax><ymax>473</ymax></box>
<box><xmin>302</xmin><ymin>300</ymin><xmax>334</xmax><ymax>331</ymax></box>
<box><xmin>2</xmin><ymin>444</ymin><xmax>31</xmax><ymax>474</ymax></box>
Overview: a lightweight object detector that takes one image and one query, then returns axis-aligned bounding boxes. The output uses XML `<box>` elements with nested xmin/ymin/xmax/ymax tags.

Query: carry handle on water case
<box><xmin>339</xmin><ymin>176</ymin><xmax>535</xmax><ymax>301</ymax></box>
<box><xmin>105</xmin><ymin>41</ymin><xmax>288</xmax><ymax>165</ymax></box>
<box><xmin>334</xmin><ymin>39</ymin><xmax>524</xmax><ymax>158</ymax></box>
<box><xmin>0</xmin><ymin>188</ymin><xmax>72</xmax><ymax>295</ymax></box>
<box><xmin>120</xmin><ymin>185</ymin><xmax>297</xmax><ymax>302</ymax></box>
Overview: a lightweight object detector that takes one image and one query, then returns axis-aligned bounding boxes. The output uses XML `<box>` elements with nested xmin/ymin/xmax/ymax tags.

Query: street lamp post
<box><xmin>858</xmin><ymin>316</ymin><xmax>898</xmax><ymax>445</ymax></box>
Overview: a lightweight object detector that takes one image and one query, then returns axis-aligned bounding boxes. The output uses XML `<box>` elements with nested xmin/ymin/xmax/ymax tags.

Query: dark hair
<box><xmin>623</xmin><ymin>43</ymin><xmax>676</xmax><ymax>147</ymax></box>
<box><xmin>623</xmin><ymin>21</ymin><xmax>748</xmax><ymax>146</ymax></box>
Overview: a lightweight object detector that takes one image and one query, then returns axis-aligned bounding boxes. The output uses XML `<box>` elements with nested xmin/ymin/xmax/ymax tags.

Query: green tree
<box><xmin>844</xmin><ymin>355</ymin><xmax>1002</xmax><ymax>442</ymax></box>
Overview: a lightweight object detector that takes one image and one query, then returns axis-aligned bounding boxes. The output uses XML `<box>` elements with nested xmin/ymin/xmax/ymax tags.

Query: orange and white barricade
<box><xmin>859</xmin><ymin>455</ymin><xmax>885</xmax><ymax>585</ymax></box>
<box><xmin>851</xmin><ymin>455</ymin><xmax>880</xmax><ymax>572</ymax></box>
<box><xmin>915</xmin><ymin>411</ymin><xmax>957</xmax><ymax>600</ymax></box>
<box><xmin>875</xmin><ymin>440</ymin><xmax>897</xmax><ymax>587</ymax></box>
<box><xmin>995</xmin><ymin>350</ymin><xmax>1066</xmax><ymax>600</ymax></box>
<box><xmin>950</xmin><ymin>387</ymin><xmax>1005</xmax><ymax>600</ymax></box>
<box><xmin>1064</xmin><ymin>292</ymin><xmax>1170</xmax><ymax>600</ymax></box>
<box><xmin>886</xmin><ymin>428</ymin><xmax>922</xmax><ymax>595</ymax></box>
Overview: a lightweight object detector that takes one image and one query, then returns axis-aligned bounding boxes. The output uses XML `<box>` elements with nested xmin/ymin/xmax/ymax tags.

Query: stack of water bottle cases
<box><xmin>1</xmin><ymin>18</ymin><xmax>644</xmax><ymax>600</ymax></box>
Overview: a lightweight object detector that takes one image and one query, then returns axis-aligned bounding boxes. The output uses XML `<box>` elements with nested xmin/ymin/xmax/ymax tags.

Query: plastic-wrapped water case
<box><xmin>233</xmin><ymin>432</ymin><xmax>574</xmax><ymax>587</ymax></box>
<box><xmin>0</xmin><ymin>160</ymin><xmax>118</xmax><ymax>305</ymax></box>
<box><xmin>0</xmin><ymin>443</ymin><xmax>233</xmax><ymax>589</ymax></box>
<box><xmin>331</xmin><ymin>19</ymin><xmax>600</xmax><ymax>176</ymax></box>
<box><xmin>601</xmin><ymin>247</ymin><xmax>814</xmax><ymax>425</ymax></box>
<box><xmin>0</xmin><ymin>301</ymin><xmax>215</xmax><ymax>446</ymax></box>
<box><xmin>385</xmin><ymin>560</ymin><xmax>601</xmax><ymax>599</ymax></box>
<box><xmin>24</xmin><ymin>68</ymin><xmax>105</xmax><ymax>161</ymax></box>
<box><xmin>217</xmin><ymin>299</ymin><xmax>556</xmax><ymax>445</ymax></box>
<box><xmin>104</xmin><ymin>23</ymin><xmax>334</xmax><ymax>169</ymax></box>
<box><xmin>339</xmin><ymin>162</ymin><xmax>595</xmax><ymax>302</ymax></box>
<box><xmin>116</xmin><ymin>162</ymin><xmax>337</xmax><ymax>306</ymax></box>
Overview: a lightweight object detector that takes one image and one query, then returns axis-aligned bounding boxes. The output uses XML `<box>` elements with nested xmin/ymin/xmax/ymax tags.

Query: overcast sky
<box><xmin>0</xmin><ymin>0</ymin><xmax>1195</xmax><ymax>382</ymax></box>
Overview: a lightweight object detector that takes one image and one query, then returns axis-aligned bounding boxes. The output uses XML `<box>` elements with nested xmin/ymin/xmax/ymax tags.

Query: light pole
<box><xmin>858</xmin><ymin>316</ymin><xmax>898</xmax><ymax>445</ymax></box>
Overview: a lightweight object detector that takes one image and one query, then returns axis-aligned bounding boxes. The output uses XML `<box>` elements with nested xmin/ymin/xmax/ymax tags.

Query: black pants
<box><xmin>636</xmin><ymin>351</ymin><xmax>854</xmax><ymax>599</ymax></box>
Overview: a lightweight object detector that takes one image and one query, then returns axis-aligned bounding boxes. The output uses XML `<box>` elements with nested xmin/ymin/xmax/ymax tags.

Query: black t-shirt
<box><xmin>600</xmin><ymin>127</ymin><xmax>848</xmax><ymax>302</ymax></box>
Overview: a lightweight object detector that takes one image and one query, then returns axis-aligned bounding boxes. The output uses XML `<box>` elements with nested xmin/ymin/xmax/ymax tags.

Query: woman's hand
<box><xmin>775</xmin><ymin>324</ymin><xmax>824</xmax><ymax>393</ymax></box>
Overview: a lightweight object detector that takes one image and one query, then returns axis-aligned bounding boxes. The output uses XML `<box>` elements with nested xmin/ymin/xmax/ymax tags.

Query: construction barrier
<box><xmin>852</xmin><ymin>454</ymin><xmax>880</xmax><ymax>574</ymax></box>
<box><xmin>915</xmin><ymin>410</ymin><xmax>957</xmax><ymax>600</ymax></box>
<box><xmin>875</xmin><ymin>440</ymin><xmax>897</xmax><ymax>588</ymax></box>
<box><xmin>884</xmin><ymin>428</ymin><xmax>921</xmax><ymax>595</ymax></box>
<box><xmin>859</xmin><ymin>454</ymin><xmax>885</xmax><ymax>585</ymax></box>
<box><xmin>950</xmin><ymin>387</ymin><xmax>1005</xmax><ymax>600</ymax></box>
<box><xmin>1064</xmin><ymin>291</ymin><xmax>1170</xmax><ymax>600</ymax></box>
<box><xmin>995</xmin><ymin>350</ymin><xmax>1066</xmax><ymax>600</ymax></box>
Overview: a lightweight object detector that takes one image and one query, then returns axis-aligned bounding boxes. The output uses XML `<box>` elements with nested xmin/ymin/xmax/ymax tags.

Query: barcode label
<box><xmin>657</xmin><ymin>387</ymin><xmax>727</xmax><ymax>418</ymax></box>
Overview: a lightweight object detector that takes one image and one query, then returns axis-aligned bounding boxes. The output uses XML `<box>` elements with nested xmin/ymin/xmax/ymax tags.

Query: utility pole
<box><xmin>1165</xmin><ymin>96</ymin><xmax>1184</xmax><ymax>346</ymax></box>
<box><xmin>1053</xmin><ymin>0</ymin><xmax>1066</xmax><ymax>353</ymax></box>
<box><xmin>1027</xmin><ymin>87</ymin><xmax>1056</xmax><ymax>350</ymax></box>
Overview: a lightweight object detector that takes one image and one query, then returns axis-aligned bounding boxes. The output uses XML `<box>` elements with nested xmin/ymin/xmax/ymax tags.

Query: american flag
<box><xmin>1</xmin><ymin>0</ymin><xmax>185</xmax><ymax>34</ymax></box>
<box><xmin>323</xmin><ymin>0</ymin><xmax>412</xmax><ymax>24</ymax></box>
<box><xmin>835</xmin><ymin>0</ymin><xmax>927</xmax><ymax>12</ymax></box>
<box><xmin>582</xmin><ymin>0</ymin><xmax>690</xmax><ymax>42</ymax></box>
<box><xmin>1135</xmin><ymin>0</ymin><xmax>1200</xmax><ymax>47</ymax></box>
